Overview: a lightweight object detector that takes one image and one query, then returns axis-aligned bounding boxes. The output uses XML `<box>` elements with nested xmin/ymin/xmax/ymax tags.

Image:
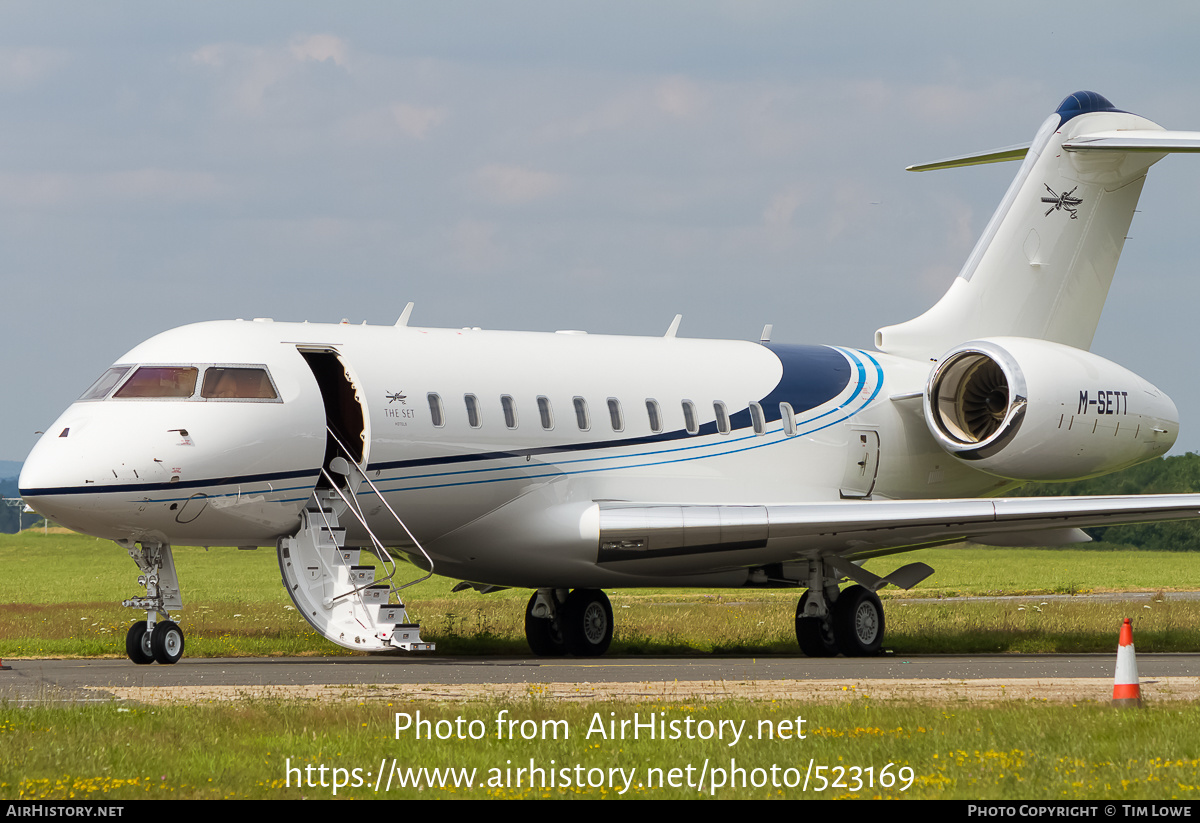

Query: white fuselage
<box><xmin>18</xmin><ymin>317</ymin><xmax>1174</xmax><ymax>588</ymax></box>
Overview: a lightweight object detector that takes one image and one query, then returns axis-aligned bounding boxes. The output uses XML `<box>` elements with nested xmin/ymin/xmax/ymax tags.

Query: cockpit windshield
<box><xmin>113</xmin><ymin>367</ymin><xmax>199</xmax><ymax>398</ymax></box>
<box><xmin>79</xmin><ymin>364</ymin><xmax>279</xmax><ymax>401</ymax></box>
<box><xmin>201</xmin><ymin>367</ymin><xmax>278</xmax><ymax>399</ymax></box>
<box><xmin>79</xmin><ymin>366</ymin><xmax>133</xmax><ymax>401</ymax></box>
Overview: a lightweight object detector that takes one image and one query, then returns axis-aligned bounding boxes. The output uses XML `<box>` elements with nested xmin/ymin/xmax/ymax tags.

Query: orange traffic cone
<box><xmin>1112</xmin><ymin>617</ymin><xmax>1141</xmax><ymax>707</ymax></box>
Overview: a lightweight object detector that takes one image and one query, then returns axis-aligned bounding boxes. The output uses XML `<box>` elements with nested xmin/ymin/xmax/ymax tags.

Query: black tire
<box><xmin>795</xmin><ymin>591</ymin><xmax>838</xmax><ymax>657</ymax></box>
<box><xmin>832</xmin><ymin>585</ymin><xmax>885</xmax><ymax>656</ymax></box>
<box><xmin>524</xmin><ymin>593</ymin><xmax>566</xmax><ymax>656</ymax></box>
<box><xmin>561</xmin><ymin>589</ymin><xmax>613</xmax><ymax>657</ymax></box>
<box><xmin>125</xmin><ymin>621</ymin><xmax>154</xmax><ymax>665</ymax></box>
<box><xmin>151</xmin><ymin>620</ymin><xmax>185</xmax><ymax>665</ymax></box>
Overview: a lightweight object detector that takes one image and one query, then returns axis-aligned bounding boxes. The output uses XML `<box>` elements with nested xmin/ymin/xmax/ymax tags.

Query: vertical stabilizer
<box><xmin>876</xmin><ymin>92</ymin><xmax>1169</xmax><ymax>361</ymax></box>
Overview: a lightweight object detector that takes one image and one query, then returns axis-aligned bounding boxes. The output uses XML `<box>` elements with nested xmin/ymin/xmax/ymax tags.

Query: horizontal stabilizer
<box><xmin>906</xmin><ymin>143</ymin><xmax>1031</xmax><ymax>172</ymax></box>
<box><xmin>1062</xmin><ymin>130</ymin><xmax>1200</xmax><ymax>153</ymax></box>
<box><xmin>907</xmin><ymin>130</ymin><xmax>1200</xmax><ymax>173</ymax></box>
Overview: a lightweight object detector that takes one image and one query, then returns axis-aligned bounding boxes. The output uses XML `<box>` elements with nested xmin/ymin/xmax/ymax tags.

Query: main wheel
<box><xmin>561</xmin><ymin>589</ymin><xmax>613</xmax><ymax>657</ymax></box>
<box><xmin>151</xmin><ymin>620</ymin><xmax>185</xmax><ymax>665</ymax></box>
<box><xmin>795</xmin><ymin>591</ymin><xmax>838</xmax><ymax>657</ymax></box>
<box><xmin>125</xmin><ymin>621</ymin><xmax>154</xmax><ymax>665</ymax></box>
<box><xmin>832</xmin><ymin>585</ymin><xmax>885</xmax><ymax>656</ymax></box>
<box><xmin>524</xmin><ymin>593</ymin><xmax>566</xmax><ymax>656</ymax></box>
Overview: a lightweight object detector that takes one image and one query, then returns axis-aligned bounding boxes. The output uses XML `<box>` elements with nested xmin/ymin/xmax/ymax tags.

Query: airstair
<box><xmin>277</xmin><ymin>438</ymin><xmax>435</xmax><ymax>652</ymax></box>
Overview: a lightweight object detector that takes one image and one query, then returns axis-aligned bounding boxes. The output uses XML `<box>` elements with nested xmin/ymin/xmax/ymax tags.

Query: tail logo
<box><xmin>1041</xmin><ymin>184</ymin><xmax>1083</xmax><ymax>219</ymax></box>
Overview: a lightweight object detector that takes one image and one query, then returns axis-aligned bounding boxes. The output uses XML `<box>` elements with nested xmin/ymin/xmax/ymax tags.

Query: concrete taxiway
<box><xmin>2</xmin><ymin>654</ymin><xmax>1198</xmax><ymax>705</ymax></box>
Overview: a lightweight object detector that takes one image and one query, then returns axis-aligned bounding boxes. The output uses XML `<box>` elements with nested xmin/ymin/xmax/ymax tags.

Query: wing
<box><xmin>596</xmin><ymin>494</ymin><xmax>1200</xmax><ymax>567</ymax></box>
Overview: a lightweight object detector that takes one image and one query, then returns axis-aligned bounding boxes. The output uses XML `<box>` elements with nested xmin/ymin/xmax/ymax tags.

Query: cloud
<box><xmin>474</xmin><ymin>164</ymin><xmax>563</xmax><ymax>205</ymax></box>
<box><xmin>0</xmin><ymin>48</ymin><xmax>67</xmax><ymax>90</ymax></box>
<box><xmin>391</xmin><ymin>103</ymin><xmax>446</xmax><ymax>139</ymax></box>
<box><xmin>190</xmin><ymin>34</ymin><xmax>351</xmax><ymax>114</ymax></box>
<box><xmin>289</xmin><ymin>34</ymin><xmax>349</xmax><ymax>67</ymax></box>
<box><xmin>655</xmin><ymin>75</ymin><xmax>706</xmax><ymax>118</ymax></box>
<box><xmin>763</xmin><ymin>185</ymin><xmax>806</xmax><ymax>232</ymax></box>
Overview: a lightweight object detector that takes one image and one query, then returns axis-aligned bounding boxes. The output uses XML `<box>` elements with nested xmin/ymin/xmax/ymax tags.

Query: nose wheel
<box><xmin>119</xmin><ymin>540</ymin><xmax>186</xmax><ymax>664</ymax></box>
<box><xmin>125</xmin><ymin>620</ymin><xmax>186</xmax><ymax>665</ymax></box>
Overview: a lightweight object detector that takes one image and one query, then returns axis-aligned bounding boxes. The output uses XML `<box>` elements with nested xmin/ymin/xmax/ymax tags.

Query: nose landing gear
<box><xmin>119</xmin><ymin>540</ymin><xmax>186</xmax><ymax>664</ymax></box>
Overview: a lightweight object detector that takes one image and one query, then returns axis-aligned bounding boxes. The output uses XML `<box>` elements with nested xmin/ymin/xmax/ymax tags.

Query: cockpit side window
<box><xmin>79</xmin><ymin>366</ymin><xmax>133</xmax><ymax>400</ymax></box>
<box><xmin>201</xmin><ymin>367</ymin><xmax>279</xmax><ymax>400</ymax></box>
<box><xmin>113</xmin><ymin>367</ymin><xmax>199</xmax><ymax>398</ymax></box>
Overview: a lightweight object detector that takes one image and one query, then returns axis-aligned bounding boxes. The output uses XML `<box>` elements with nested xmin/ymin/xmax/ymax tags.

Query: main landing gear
<box><xmin>119</xmin><ymin>540</ymin><xmax>186</xmax><ymax>664</ymax></box>
<box><xmin>793</xmin><ymin>554</ymin><xmax>905</xmax><ymax>657</ymax></box>
<box><xmin>520</xmin><ymin>558</ymin><xmax>926</xmax><ymax>659</ymax></box>
<box><xmin>795</xmin><ymin>584</ymin><xmax>885</xmax><ymax>658</ymax></box>
<box><xmin>524</xmin><ymin>588</ymin><xmax>613</xmax><ymax>657</ymax></box>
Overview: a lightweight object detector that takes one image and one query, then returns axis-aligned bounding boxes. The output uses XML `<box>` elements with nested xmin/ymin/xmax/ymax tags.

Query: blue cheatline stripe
<box><xmin>20</xmin><ymin>469</ymin><xmax>321</xmax><ymax>498</ymax></box>
<box><xmin>364</xmin><ymin>347</ymin><xmax>883</xmax><ymax>494</ymax></box>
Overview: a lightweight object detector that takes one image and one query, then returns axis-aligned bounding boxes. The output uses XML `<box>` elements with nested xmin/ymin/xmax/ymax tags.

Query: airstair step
<box><xmin>280</xmin><ymin>488</ymin><xmax>434</xmax><ymax>653</ymax></box>
<box><xmin>362</xmin><ymin>585</ymin><xmax>389</xmax><ymax>604</ymax></box>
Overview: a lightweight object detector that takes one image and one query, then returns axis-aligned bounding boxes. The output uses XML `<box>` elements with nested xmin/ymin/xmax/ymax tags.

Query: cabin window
<box><xmin>607</xmin><ymin>398</ymin><xmax>623</xmax><ymax>432</ymax></box>
<box><xmin>428</xmin><ymin>393</ymin><xmax>445</xmax><ymax>427</ymax></box>
<box><xmin>113</xmin><ymin>366</ymin><xmax>198</xmax><ymax>399</ymax></box>
<box><xmin>201</xmin><ymin>367</ymin><xmax>278</xmax><ymax>400</ymax></box>
<box><xmin>465</xmin><ymin>394</ymin><xmax>482</xmax><ymax>428</ymax></box>
<box><xmin>501</xmin><ymin>395</ymin><xmax>518</xmax><ymax>429</ymax></box>
<box><xmin>537</xmin><ymin>396</ymin><xmax>554</xmax><ymax>430</ymax></box>
<box><xmin>682</xmin><ymin>400</ymin><xmax>698</xmax><ymax>434</ymax></box>
<box><xmin>749</xmin><ymin>402</ymin><xmax>766</xmax><ymax>435</ymax></box>
<box><xmin>80</xmin><ymin>366</ymin><xmax>132</xmax><ymax>401</ymax></box>
<box><xmin>714</xmin><ymin>401</ymin><xmax>730</xmax><ymax>434</ymax></box>
<box><xmin>573</xmin><ymin>397</ymin><xmax>590</xmax><ymax>431</ymax></box>
<box><xmin>646</xmin><ymin>399</ymin><xmax>662</xmax><ymax>433</ymax></box>
<box><xmin>780</xmin><ymin>402</ymin><xmax>797</xmax><ymax>436</ymax></box>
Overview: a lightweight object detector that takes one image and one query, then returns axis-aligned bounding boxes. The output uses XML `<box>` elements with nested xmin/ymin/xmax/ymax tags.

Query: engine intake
<box><xmin>927</xmin><ymin>342</ymin><xmax>1027</xmax><ymax>456</ymax></box>
<box><xmin>923</xmin><ymin>337</ymin><xmax>1176</xmax><ymax>481</ymax></box>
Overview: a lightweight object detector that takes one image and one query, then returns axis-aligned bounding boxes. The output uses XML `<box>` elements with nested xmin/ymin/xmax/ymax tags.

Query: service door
<box><xmin>840</xmin><ymin>429</ymin><xmax>880</xmax><ymax>499</ymax></box>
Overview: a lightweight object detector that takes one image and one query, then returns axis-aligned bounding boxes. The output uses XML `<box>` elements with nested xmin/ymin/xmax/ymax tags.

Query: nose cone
<box><xmin>18</xmin><ymin>418</ymin><xmax>92</xmax><ymax>533</ymax></box>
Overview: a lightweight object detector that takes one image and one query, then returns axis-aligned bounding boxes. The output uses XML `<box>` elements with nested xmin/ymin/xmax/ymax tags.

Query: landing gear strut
<box><xmin>525</xmin><ymin>588</ymin><xmax>613</xmax><ymax>657</ymax></box>
<box><xmin>119</xmin><ymin>540</ymin><xmax>186</xmax><ymax>664</ymax></box>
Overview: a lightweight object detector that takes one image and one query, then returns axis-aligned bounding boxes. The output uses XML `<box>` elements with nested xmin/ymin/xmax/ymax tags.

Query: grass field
<box><xmin>3</xmin><ymin>699</ymin><xmax>1199</xmax><ymax>799</ymax></box>
<box><xmin>3</xmin><ymin>532</ymin><xmax>1200</xmax><ymax>658</ymax></box>
<box><xmin>4</xmin><ymin>531</ymin><xmax>1200</xmax><ymax>801</ymax></box>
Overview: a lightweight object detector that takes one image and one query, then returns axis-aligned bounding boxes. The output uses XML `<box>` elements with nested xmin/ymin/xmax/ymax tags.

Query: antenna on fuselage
<box><xmin>760</xmin><ymin>324</ymin><xmax>773</xmax><ymax>344</ymax></box>
<box><xmin>395</xmin><ymin>302</ymin><xmax>415</xmax><ymax>327</ymax></box>
<box><xmin>664</xmin><ymin>314</ymin><xmax>682</xmax><ymax>338</ymax></box>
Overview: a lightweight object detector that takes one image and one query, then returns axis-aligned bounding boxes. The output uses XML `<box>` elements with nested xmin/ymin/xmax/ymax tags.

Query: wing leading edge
<box><xmin>596</xmin><ymin>495</ymin><xmax>1200</xmax><ymax>565</ymax></box>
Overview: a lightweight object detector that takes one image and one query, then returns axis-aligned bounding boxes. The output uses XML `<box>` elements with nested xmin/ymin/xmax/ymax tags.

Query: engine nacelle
<box><xmin>923</xmin><ymin>337</ymin><xmax>1177</xmax><ymax>481</ymax></box>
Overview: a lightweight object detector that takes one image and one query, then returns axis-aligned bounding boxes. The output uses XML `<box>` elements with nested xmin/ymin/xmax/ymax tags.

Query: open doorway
<box><xmin>298</xmin><ymin>349</ymin><xmax>367</xmax><ymax>490</ymax></box>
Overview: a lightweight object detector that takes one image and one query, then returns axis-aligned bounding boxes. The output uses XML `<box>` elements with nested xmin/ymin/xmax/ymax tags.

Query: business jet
<box><xmin>19</xmin><ymin>91</ymin><xmax>1200</xmax><ymax>665</ymax></box>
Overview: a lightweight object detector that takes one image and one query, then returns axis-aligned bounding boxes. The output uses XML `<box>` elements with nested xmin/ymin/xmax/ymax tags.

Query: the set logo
<box><xmin>1041</xmin><ymin>184</ymin><xmax>1083</xmax><ymax>219</ymax></box>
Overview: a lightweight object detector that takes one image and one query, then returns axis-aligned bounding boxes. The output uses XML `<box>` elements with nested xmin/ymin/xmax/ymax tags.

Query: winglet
<box><xmin>395</xmin><ymin>302</ymin><xmax>415</xmax><ymax>327</ymax></box>
<box><xmin>664</xmin><ymin>314</ymin><xmax>682</xmax><ymax>338</ymax></box>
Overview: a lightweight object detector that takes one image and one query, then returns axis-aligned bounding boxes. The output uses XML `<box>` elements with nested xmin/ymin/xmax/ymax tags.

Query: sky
<box><xmin>4</xmin><ymin>1</ymin><xmax>1200</xmax><ymax>466</ymax></box>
